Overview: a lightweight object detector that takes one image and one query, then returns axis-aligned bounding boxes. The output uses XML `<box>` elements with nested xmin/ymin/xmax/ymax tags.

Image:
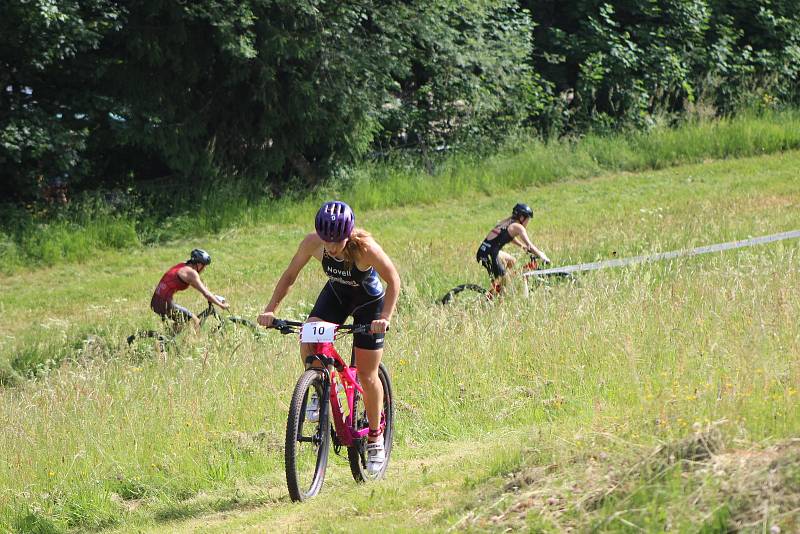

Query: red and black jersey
<box><xmin>153</xmin><ymin>263</ymin><xmax>189</xmax><ymax>301</ymax></box>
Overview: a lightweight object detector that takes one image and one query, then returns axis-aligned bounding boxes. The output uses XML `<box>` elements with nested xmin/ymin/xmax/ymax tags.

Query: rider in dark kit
<box><xmin>476</xmin><ymin>203</ymin><xmax>550</xmax><ymax>293</ymax></box>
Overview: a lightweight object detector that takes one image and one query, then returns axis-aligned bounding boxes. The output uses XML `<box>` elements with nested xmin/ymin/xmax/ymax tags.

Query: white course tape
<box><xmin>525</xmin><ymin>229</ymin><xmax>800</xmax><ymax>278</ymax></box>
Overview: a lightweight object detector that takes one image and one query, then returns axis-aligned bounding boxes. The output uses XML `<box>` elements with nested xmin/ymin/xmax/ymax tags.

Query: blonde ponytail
<box><xmin>342</xmin><ymin>228</ymin><xmax>371</xmax><ymax>266</ymax></box>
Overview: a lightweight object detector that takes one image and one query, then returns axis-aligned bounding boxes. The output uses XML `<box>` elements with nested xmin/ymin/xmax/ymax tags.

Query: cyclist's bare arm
<box><xmin>181</xmin><ymin>267</ymin><xmax>229</xmax><ymax>308</ymax></box>
<box><xmin>508</xmin><ymin>223</ymin><xmax>551</xmax><ymax>263</ymax></box>
<box><xmin>511</xmin><ymin>235</ymin><xmax>527</xmax><ymax>248</ymax></box>
<box><xmin>258</xmin><ymin>233</ymin><xmax>317</xmax><ymax>327</ymax></box>
<box><xmin>361</xmin><ymin>238</ymin><xmax>400</xmax><ymax>334</ymax></box>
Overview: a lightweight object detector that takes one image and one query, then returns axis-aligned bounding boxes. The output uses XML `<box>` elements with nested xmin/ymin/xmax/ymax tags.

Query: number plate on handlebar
<box><xmin>300</xmin><ymin>321</ymin><xmax>337</xmax><ymax>343</ymax></box>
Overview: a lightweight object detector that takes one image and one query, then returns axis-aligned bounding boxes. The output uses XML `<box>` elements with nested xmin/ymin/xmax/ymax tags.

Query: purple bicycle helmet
<box><xmin>315</xmin><ymin>201</ymin><xmax>355</xmax><ymax>242</ymax></box>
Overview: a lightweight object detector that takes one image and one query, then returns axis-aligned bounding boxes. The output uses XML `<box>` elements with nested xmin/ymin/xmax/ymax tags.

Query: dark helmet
<box><xmin>512</xmin><ymin>202</ymin><xmax>533</xmax><ymax>220</ymax></box>
<box><xmin>315</xmin><ymin>201</ymin><xmax>355</xmax><ymax>242</ymax></box>
<box><xmin>188</xmin><ymin>248</ymin><xmax>211</xmax><ymax>265</ymax></box>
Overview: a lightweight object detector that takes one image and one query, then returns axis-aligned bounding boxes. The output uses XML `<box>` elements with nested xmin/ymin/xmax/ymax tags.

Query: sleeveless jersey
<box><xmin>478</xmin><ymin>224</ymin><xmax>514</xmax><ymax>256</ymax></box>
<box><xmin>321</xmin><ymin>250</ymin><xmax>384</xmax><ymax>297</ymax></box>
<box><xmin>154</xmin><ymin>263</ymin><xmax>189</xmax><ymax>301</ymax></box>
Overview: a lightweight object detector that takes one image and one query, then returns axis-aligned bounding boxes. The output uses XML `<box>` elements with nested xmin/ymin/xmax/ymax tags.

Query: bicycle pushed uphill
<box><xmin>269</xmin><ymin>319</ymin><xmax>394</xmax><ymax>502</ymax></box>
<box><xmin>126</xmin><ymin>296</ymin><xmax>265</xmax><ymax>352</ymax></box>
<box><xmin>440</xmin><ymin>253</ymin><xmax>573</xmax><ymax>305</ymax></box>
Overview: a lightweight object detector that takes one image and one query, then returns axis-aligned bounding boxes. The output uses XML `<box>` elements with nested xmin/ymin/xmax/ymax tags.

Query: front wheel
<box><xmin>285</xmin><ymin>369</ymin><xmax>330</xmax><ymax>501</ymax></box>
<box><xmin>348</xmin><ymin>363</ymin><xmax>394</xmax><ymax>482</ymax></box>
<box><xmin>224</xmin><ymin>316</ymin><xmax>268</xmax><ymax>339</ymax></box>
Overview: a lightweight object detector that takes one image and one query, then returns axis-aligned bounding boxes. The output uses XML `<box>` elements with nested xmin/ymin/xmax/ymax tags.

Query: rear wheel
<box><xmin>125</xmin><ymin>330</ymin><xmax>172</xmax><ymax>357</ymax></box>
<box><xmin>439</xmin><ymin>284</ymin><xmax>492</xmax><ymax>305</ymax></box>
<box><xmin>348</xmin><ymin>363</ymin><xmax>394</xmax><ymax>482</ymax></box>
<box><xmin>126</xmin><ymin>330</ymin><xmax>165</xmax><ymax>345</ymax></box>
<box><xmin>285</xmin><ymin>369</ymin><xmax>330</xmax><ymax>501</ymax></box>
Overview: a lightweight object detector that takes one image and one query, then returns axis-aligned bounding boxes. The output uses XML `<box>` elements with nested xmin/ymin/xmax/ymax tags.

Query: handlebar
<box><xmin>205</xmin><ymin>295</ymin><xmax>227</xmax><ymax>310</ymax></box>
<box><xmin>269</xmin><ymin>319</ymin><xmax>381</xmax><ymax>336</ymax></box>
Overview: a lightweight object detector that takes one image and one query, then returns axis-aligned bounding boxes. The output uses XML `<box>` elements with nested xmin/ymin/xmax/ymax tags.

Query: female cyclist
<box><xmin>476</xmin><ymin>203</ymin><xmax>551</xmax><ymax>293</ymax></box>
<box><xmin>257</xmin><ymin>201</ymin><xmax>401</xmax><ymax>475</ymax></box>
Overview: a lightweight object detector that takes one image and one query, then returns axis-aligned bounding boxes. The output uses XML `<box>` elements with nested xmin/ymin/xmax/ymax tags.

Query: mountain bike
<box><xmin>440</xmin><ymin>253</ymin><xmax>574</xmax><ymax>305</ymax></box>
<box><xmin>269</xmin><ymin>319</ymin><xmax>394</xmax><ymax>502</ymax></box>
<box><xmin>126</xmin><ymin>296</ymin><xmax>265</xmax><ymax>350</ymax></box>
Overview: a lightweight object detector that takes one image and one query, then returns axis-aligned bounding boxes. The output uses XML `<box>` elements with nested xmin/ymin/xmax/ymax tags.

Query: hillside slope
<box><xmin>1</xmin><ymin>151</ymin><xmax>798</xmax><ymax>532</ymax></box>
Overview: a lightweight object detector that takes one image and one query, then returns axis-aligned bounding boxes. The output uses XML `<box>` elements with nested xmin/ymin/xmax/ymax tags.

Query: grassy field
<box><xmin>0</xmin><ymin>150</ymin><xmax>798</xmax><ymax>532</ymax></box>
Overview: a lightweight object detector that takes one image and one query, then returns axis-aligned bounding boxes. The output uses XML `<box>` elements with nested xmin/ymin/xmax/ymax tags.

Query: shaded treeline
<box><xmin>1</xmin><ymin>0</ymin><xmax>799</xmax><ymax>200</ymax></box>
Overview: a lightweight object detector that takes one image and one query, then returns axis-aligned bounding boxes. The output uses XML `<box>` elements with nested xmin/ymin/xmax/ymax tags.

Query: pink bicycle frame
<box><xmin>306</xmin><ymin>337</ymin><xmax>368</xmax><ymax>447</ymax></box>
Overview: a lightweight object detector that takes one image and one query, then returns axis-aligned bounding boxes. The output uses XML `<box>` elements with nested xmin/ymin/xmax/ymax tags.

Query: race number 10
<box><xmin>300</xmin><ymin>321</ymin><xmax>337</xmax><ymax>343</ymax></box>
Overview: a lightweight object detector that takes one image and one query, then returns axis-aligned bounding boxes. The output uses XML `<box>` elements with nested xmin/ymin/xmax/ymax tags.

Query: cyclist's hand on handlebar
<box><xmin>257</xmin><ymin>311</ymin><xmax>275</xmax><ymax>328</ymax></box>
<box><xmin>212</xmin><ymin>295</ymin><xmax>230</xmax><ymax>309</ymax></box>
<box><xmin>370</xmin><ymin>318</ymin><xmax>390</xmax><ymax>334</ymax></box>
<box><xmin>530</xmin><ymin>251</ymin><xmax>551</xmax><ymax>265</ymax></box>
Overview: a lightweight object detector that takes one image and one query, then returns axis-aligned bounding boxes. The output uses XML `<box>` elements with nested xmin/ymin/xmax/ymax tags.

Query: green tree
<box><xmin>0</xmin><ymin>0</ymin><xmax>124</xmax><ymax>200</ymax></box>
<box><xmin>522</xmin><ymin>0</ymin><xmax>710</xmax><ymax>132</ymax></box>
<box><xmin>375</xmin><ymin>0</ymin><xmax>543</xmax><ymax>157</ymax></box>
<box><xmin>704</xmin><ymin>0</ymin><xmax>800</xmax><ymax>109</ymax></box>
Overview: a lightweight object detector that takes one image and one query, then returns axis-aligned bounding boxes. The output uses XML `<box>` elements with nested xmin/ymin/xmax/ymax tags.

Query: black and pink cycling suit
<box><xmin>476</xmin><ymin>224</ymin><xmax>514</xmax><ymax>278</ymax></box>
<box><xmin>151</xmin><ymin>263</ymin><xmax>194</xmax><ymax>323</ymax></box>
<box><xmin>309</xmin><ymin>250</ymin><xmax>385</xmax><ymax>350</ymax></box>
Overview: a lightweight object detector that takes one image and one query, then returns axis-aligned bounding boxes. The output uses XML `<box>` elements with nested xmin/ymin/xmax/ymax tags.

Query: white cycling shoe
<box><xmin>366</xmin><ymin>435</ymin><xmax>385</xmax><ymax>475</ymax></box>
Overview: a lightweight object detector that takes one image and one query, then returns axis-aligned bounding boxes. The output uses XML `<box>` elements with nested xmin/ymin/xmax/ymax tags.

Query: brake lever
<box><xmin>353</xmin><ymin>324</ymin><xmax>390</xmax><ymax>336</ymax></box>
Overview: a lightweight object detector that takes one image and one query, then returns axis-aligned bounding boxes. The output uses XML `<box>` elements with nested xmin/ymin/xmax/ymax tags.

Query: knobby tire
<box><xmin>285</xmin><ymin>369</ymin><xmax>330</xmax><ymax>501</ymax></box>
<box><xmin>440</xmin><ymin>284</ymin><xmax>491</xmax><ymax>305</ymax></box>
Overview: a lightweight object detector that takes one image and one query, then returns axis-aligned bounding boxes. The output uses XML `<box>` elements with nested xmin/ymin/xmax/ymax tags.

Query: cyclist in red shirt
<box><xmin>151</xmin><ymin>249</ymin><xmax>229</xmax><ymax>332</ymax></box>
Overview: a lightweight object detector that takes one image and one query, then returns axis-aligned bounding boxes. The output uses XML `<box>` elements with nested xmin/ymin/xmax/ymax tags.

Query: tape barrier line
<box><xmin>524</xmin><ymin>229</ymin><xmax>800</xmax><ymax>278</ymax></box>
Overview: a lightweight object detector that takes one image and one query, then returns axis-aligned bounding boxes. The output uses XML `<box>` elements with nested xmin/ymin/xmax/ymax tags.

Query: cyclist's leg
<box><xmin>352</xmin><ymin>338</ymin><xmax>386</xmax><ymax>474</ymax></box>
<box><xmin>151</xmin><ymin>295</ymin><xmax>177</xmax><ymax>334</ymax></box>
<box><xmin>479</xmin><ymin>250</ymin><xmax>507</xmax><ymax>294</ymax></box>
<box><xmin>352</xmin><ymin>295</ymin><xmax>386</xmax><ymax>441</ymax></box>
<box><xmin>353</xmin><ymin>347</ymin><xmax>383</xmax><ymax>438</ymax></box>
<box><xmin>498</xmin><ymin>250</ymin><xmax>515</xmax><ymax>271</ymax></box>
<box><xmin>494</xmin><ymin>251</ymin><xmax>515</xmax><ymax>292</ymax></box>
<box><xmin>149</xmin><ymin>295</ymin><xmax>178</xmax><ymax>357</ymax></box>
<box><xmin>477</xmin><ymin>250</ymin><xmax>499</xmax><ymax>290</ymax></box>
<box><xmin>167</xmin><ymin>302</ymin><xmax>199</xmax><ymax>335</ymax></box>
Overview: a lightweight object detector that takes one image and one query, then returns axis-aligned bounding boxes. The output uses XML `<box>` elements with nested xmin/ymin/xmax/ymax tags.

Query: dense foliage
<box><xmin>2</xmin><ymin>0</ymin><xmax>799</xmax><ymax>199</ymax></box>
<box><xmin>525</xmin><ymin>0</ymin><xmax>800</xmax><ymax>133</ymax></box>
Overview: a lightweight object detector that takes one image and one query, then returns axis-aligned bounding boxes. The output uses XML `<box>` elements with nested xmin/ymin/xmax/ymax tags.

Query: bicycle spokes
<box><xmin>285</xmin><ymin>370</ymin><xmax>330</xmax><ymax>501</ymax></box>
